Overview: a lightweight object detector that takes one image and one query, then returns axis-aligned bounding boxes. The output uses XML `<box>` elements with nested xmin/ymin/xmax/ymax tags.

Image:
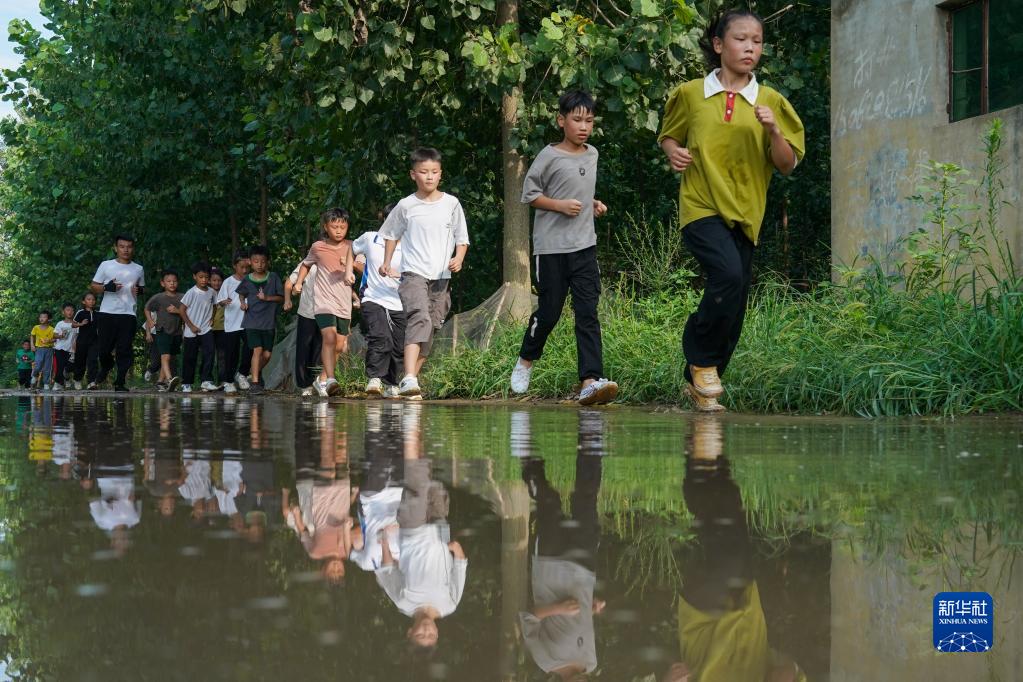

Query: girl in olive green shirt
<box><xmin>658</xmin><ymin>8</ymin><xmax>805</xmax><ymax>413</ymax></box>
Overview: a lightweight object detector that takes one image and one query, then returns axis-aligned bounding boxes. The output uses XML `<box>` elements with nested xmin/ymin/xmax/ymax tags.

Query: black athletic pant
<box><xmin>96</xmin><ymin>312</ymin><xmax>137</xmax><ymax>387</ymax></box>
<box><xmin>360</xmin><ymin>301</ymin><xmax>406</xmax><ymax>385</ymax></box>
<box><xmin>73</xmin><ymin>336</ymin><xmax>100</xmax><ymax>383</ymax></box>
<box><xmin>221</xmin><ymin>330</ymin><xmax>250</xmax><ymax>382</ymax></box>
<box><xmin>147</xmin><ymin>338</ymin><xmax>161</xmax><ymax>375</ymax></box>
<box><xmin>294</xmin><ymin>314</ymin><xmax>323</xmax><ymax>389</ymax></box>
<box><xmin>54</xmin><ymin>350</ymin><xmax>73</xmax><ymax>386</ymax></box>
<box><xmin>182</xmin><ymin>332</ymin><xmax>215</xmax><ymax>385</ymax></box>
<box><xmin>18</xmin><ymin>369</ymin><xmax>31</xmax><ymax>388</ymax></box>
<box><xmin>213</xmin><ymin>330</ymin><xmax>226</xmax><ymax>383</ymax></box>
<box><xmin>681</xmin><ymin>216</ymin><xmax>754</xmax><ymax>384</ymax></box>
<box><xmin>519</xmin><ymin>245</ymin><xmax>603</xmax><ymax>382</ymax></box>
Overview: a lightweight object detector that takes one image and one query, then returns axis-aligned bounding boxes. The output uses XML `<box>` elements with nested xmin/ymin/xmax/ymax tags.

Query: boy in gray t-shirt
<box><xmin>510</xmin><ymin>90</ymin><xmax>618</xmax><ymax>406</ymax></box>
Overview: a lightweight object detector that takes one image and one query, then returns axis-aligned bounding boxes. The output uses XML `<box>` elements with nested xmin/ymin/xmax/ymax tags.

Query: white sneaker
<box><xmin>200</xmin><ymin>381</ymin><xmax>219</xmax><ymax>392</ymax></box>
<box><xmin>53</xmin><ymin>383</ymin><xmax>64</xmax><ymax>391</ymax></box>
<box><xmin>144</xmin><ymin>370</ymin><xmax>153</xmax><ymax>382</ymax></box>
<box><xmin>578</xmin><ymin>378</ymin><xmax>618</xmax><ymax>406</ymax></box>
<box><xmin>313</xmin><ymin>379</ymin><xmax>329</xmax><ymax>398</ymax></box>
<box><xmin>168</xmin><ymin>376</ymin><xmax>181</xmax><ymax>392</ymax></box>
<box><xmin>383</xmin><ymin>384</ymin><xmax>400</xmax><ymax>399</ymax></box>
<box><xmin>325</xmin><ymin>378</ymin><xmax>342</xmax><ymax>396</ymax></box>
<box><xmin>300</xmin><ymin>386</ymin><xmax>315</xmax><ymax>397</ymax></box>
<box><xmin>73</xmin><ymin>381</ymin><xmax>82</xmax><ymax>390</ymax></box>
<box><xmin>181</xmin><ymin>384</ymin><xmax>193</xmax><ymax>393</ymax></box>
<box><xmin>510</xmin><ymin>359</ymin><xmax>532</xmax><ymax>394</ymax></box>
<box><xmin>223</xmin><ymin>382</ymin><xmax>237</xmax><ymax>394</ymax></box>
<box><xmin>235</xmin><ymin>373</ymin><xmax>250</xmax><ymax>390</ymax></box>
<box><xmin>398</xmin><ymin>375</ymin><xmax>421</xmax><ymax>398</ymax></box>
<box><xmin>365</xmin><ymin>378</ymin><xmax>383</xmax><ymax>396</ymax></box>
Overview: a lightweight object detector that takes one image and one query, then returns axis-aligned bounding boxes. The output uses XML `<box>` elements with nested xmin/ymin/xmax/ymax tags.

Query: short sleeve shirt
<box><xmin>179</xmin><ymin>286</ymin><xmax>216</xmax><ymax>338</ymax></box>
<box><xmin>217</xmin><ymin>275</ymin><xmax>246</xmax><ymax>333</ymax></box>
<box><xmin>288</xmin><ymin>263</ymin><xmax>318</xmax><ymax>320</ymax></box>
<box><xmin>92</xmin><ymin>259</ymin><xmax>146</xmax><ymax>315</ymax></box>
<box><xmin>379</xmin><ymin>193</ymin><xmax>469</xmax><ymax>281</ymax></box>
<box><xmin>521</xmin><ymin>144</ymin><xmax>599</xmax><ymax>255</ymax></box>
<box><xmin>53</xmin><ymin>321</ymin><xmax>76</xmax><ymax>352</ymax></box>
<box><xmin>31</xmin><ymin>325</ymin><xmax>55</xmax><ymax>348</ymax></box>
<box><xmin>236</xmin><ymin>272</ymin><xmax>283</xmax><ymax>330</ymax></box>
<box><xmin>352</xmin><ymin>231</ymin><xmax>403</xmax><ymax>312</ymax></box>
<box><xmin>74</xmin><ymin>309</ymin><xmax>98</xmax><ymax>345</ymax></box>
<box><xmin>145</xmin><ymin>292</ymin><xmax>184</xmax><ymax>335</ymax></box>
<box><xmin>16</xmin><ymin>349</ymin><xmax>33</xmax><ymax>370</ymax></box>
<box><xmin>302</xmin><ymin>241</ymin><xmax>353</xmax><ymax>318</ymax></box>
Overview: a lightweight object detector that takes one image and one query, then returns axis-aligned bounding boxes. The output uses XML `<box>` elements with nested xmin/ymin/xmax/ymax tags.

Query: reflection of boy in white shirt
<box><xmin>90</xmin><ymin>475</ymin><xmax>142</xmax><ymax>557</ymax></box>
<box><xmin>178</xmin><ymin>452</ymin><xmax>215</xmax><ymax>521</ymax></box>
<box><xmin>375</xmin><ymin>459</ymin><xmax>467</xmax><ymax>649</ymax></box>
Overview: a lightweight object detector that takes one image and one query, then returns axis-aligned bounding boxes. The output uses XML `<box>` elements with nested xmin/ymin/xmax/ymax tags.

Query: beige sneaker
<box><xmin>690</xmin><ymin>365</ymin><xmax>724</xmax><ymax>398</ymax></box>
<box><xmin>685</xmin><ymin>383</ymin><xmax>726</xmax><ymax>413</ymax></box>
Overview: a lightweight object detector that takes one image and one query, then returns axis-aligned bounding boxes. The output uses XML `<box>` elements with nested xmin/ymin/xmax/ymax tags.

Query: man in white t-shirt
<box><xmin>353</xmin><ymin>223</ymin><xmax>406</xmax><ymax>397</ymax></box>
<box><xmin>216</xmin><ymin>249</ymin><xmax>251</xmax><ymax>392</ymax></box>
<box><xmin>178</xmin><ymin>262</ymin><xmax>219</xmax><ymax>392</ymax></box>
<box><xmin>89</xmin><ymin>234</ymin><xmax>145</xmax><ymax>391</ymax></box>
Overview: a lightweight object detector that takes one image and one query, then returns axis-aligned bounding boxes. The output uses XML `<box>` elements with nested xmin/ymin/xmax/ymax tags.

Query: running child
<box><xmin>210</xmin><ymin>268</ymin><xmax>227</xmax><ymax>387</ymax></box>
<box><xmin>30</xmin><ymin>310</ymin><xmax>56</xmax><ymax>390</ymax></box>
<box><xmin>15</xmin><ymin>340</ymin><xmax>33</xmax><ymax>388</ymax></box>
<box><xmin>353</xmin><ymin>205</ymin><xmax>406</xmax><ymax>398</ymax></box>
<box><xmin>294</xmin><ymin>208</ymin><xmax>355</xmax><ymax>398</ymax></box>
<box><xmin>144</xmin><ymin>270</ymin><xmax>184</xmax><ymax>391</ymax></box>
<box><xmin>217</xmin><ymin>249</ymin><xmax>251</xmax><ymax>393</ymax></box>
<box><xmin>52</xmin><ymin>303</ymin><xmax>77</xmax><ymax>390</ymax></box>
<box><xmin>509</xmin><ymin>90</ymin><xmax>618</xmax><ymax>406</ymax></box>
<box><xmin>658</xmin><ymin>8</ymin><xmax>804</xmax><ymax>412</ymax></box>
<box><xmin>236</xmin><ymin>245</ymin><xmax>284</xmax><ymax>393</ymax></box>
<box><xmin>283</xmin><ymin>254</ymin><xmax>321</xmax><ymax>396</ymax></box>
<box><xmin>378</xmin><ymin>148</ymin><xmax>470</xmax><ymax>399</ymax></box>
<box><xmin>178</xmin><ymin>261</ymin><xmax>219</xmax><ymax>393</ymax></box>
<box><xmin>72</xmin><ymin>292</ymin><xmax>100</xmax><ymax>390</ymax></box>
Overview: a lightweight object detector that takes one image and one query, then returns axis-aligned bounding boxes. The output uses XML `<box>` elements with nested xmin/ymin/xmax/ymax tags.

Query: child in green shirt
<box><xmin>658</xmin><ymin>8</ymin><xmax>804</xmax><ymax>413</ymax></box>
<box><xmin>16</xmin><ymin>340</ymin><xmax>33</xmax><ymax>388</ymax></box>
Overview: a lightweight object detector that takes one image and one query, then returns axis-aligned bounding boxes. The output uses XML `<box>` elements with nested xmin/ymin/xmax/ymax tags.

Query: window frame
<box><xmin>941</xmin><ymin>0</ymin><xmax>990</xmax><ymax>121</ymax></box>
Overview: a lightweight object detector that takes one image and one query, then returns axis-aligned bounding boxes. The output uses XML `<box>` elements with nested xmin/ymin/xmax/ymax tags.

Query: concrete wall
<box><xmin>831</xmin><ymin>0</ymin><xmax>1023</xmax><ymax>274</ymax></box>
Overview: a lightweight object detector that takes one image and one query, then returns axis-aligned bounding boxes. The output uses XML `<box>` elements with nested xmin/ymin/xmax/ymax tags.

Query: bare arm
<box><xmin>293</xmin><ymin>263</ymin><xmax>311</xmax><ymax>293</ymax></box>
<box><xmin>448</xmin><ymin>243</ymin><xmax>468</xmax><ymax>273</ymax></box>
<box><xmin>344</xmin><ymin>242</ymin><xmax>356</xmax><ymax>284</ymax></box>
<box><xmin>754</xmin><ymin>105</ymin><xmax>797</xmax><ymax>175</ymax></box>
<box><xmin>530</xmin><ymin>195</ymin><xmax>582</xmax><ymax>217</ymax></box>
<box><xmin>660</xmin><ymin>136</ymin><xmax>693</xmax><ymax>173</ymax></box>
<box><xmin>379</xmin><ymin>239</ymin><xmax>398</xmax><ymax>276</ymax></box>
<box><xmin>178</xmin><ymin>302</ymin><xmax>199</xmax><ymax>334</ymax></box>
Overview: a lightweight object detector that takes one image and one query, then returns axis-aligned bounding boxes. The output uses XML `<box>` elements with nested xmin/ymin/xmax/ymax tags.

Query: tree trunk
<box><xmin>498</xmin><ymin>0</ymin><xmax>531</xmax><ymax>299</ymax></box>
<box><xmin>258</xmin><ymin>170</ymin><xmax>268</xmax><ymax>245</ymax></box>
<box><xmin>229</xmin><ymin>201</ymin><xmax>238</xmax><ymax>255</ymax></box>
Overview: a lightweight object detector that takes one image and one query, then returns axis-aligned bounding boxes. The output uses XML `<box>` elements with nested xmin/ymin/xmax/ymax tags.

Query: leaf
<box><xmin>51</xmin><ymin>187</ymin><xmax>63</xmax><ymax>198</ymax></box>
<box><xmin>421</xmin><ymin>15</ymin><xmax>436</xmax><ymax>30</ymax></box>
<box><xmin>634</xmin><ymin>0</ymin><xmax>660</xmax><ymax>17</ymax></box>
<box><xmin>317</xmin><ymin>93</ymin><xmax>335</xmax><ymax>108</ymax></box>
<box><xmin>340</xmin><ymin>97</ymin><xmax>357</xmax><ymax>112</ymax></box>
<box><xmin>313</xmin><ymin>27</ymin><xmax>333</xmax><ymax>42</ymax></box>
<box><xmin>229</xmin><ymin>0</ymin><xmax>247</xmax><ymax>13</ymax></box>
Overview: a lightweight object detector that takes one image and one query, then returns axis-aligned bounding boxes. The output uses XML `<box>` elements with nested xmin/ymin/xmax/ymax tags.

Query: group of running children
<box><xmin>18</xmin><ymin>8</ymin><xmax>804</xmax><ymax>412</ymax></box>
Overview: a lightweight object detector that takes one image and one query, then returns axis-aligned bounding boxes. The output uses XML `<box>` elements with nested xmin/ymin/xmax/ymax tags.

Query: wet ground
<box><xmin>0</xmin><ymin>395</ymin><xmax>1020</xmax><ymax>681</ymax></box>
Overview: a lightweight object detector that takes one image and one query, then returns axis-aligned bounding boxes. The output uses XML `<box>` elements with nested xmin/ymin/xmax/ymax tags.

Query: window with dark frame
<box><xmin>946</xmin><ymin>0</ymin><xmax>1023</xmax><ymax>121</ymax></box>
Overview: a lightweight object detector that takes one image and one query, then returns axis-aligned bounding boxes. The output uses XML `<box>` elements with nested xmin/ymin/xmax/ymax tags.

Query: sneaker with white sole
<box><xmin>223</xmin><ymin>382</ymin><xmax>237</xmax><ymax>394</ymax></box>
<box><xmin>300</xmin><ymin>386</ymin><xmax>315</xmax><ymax>397</ymax></box>
<box><xmin>325</xmin><ymin>378</ymin><xmax>342</xmax><ymax>396</ymax></box>
<box><xmin>398</xmin><ymin>375</ymin><xmax>421</xmax><ymax>398</ymax></box>
<box><xmin>510</xmin><ymin>359</ymin><xmax>532</xmax><ymax>394</ymax></box>
<box><xmin>168</xmin><ymin>376</ymin><xmax>182</xmax><ymax>392</ymax></box>
<box><xmin>86</xmin><ymin>381</ymin><xmax>99</xmax><ymax>390</ymax></box>
<box><xmin>578</xmin><ymin>378</ymin><xmax>618</xmax><ymax>406</ymax></box>
<box><xmin>313</xmin><ymin>379</ymin><xmax>329</xmax><ymax>398</ymax></box>
<box><xmin>690</xmin><ymin>365</ymin><xmax>724</xmax><ymax>399</ymax></box>
<box><xmin>144</xmin><ymin>370</ymin><xmax>153</xmax><ymax>382</ymax></box>
<box><xmin>200</xmin><ymin>381</ymin><xmax>219</xmax><ymax>392</ymax></box>
<box><xmin>73</xmin><ymin>381</ymin><xmax>82</xmax><ymax>390</ymax></box>
<box><xmin>365</xmin><ymin>377</ymin><xmax>383</xmax><ymax>396</ymax></box>
<box><xmin>235</xmin><ymin>373</ymin><xmax>250</xmax><ymax>391</ymax></box>
<box><xmin>181</xmin><ymin>384</ymin><xmax>193</xmax><ymax>393</ymax></box>
<box><xmin>383</xmin><ymin>384</ymin><xmax>400</xmax><ymax>399</ymax></box>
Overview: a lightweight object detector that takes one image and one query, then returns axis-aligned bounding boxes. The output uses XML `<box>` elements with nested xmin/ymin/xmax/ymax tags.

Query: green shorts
<box><xmin>154</xmin><ymin>331</ymin><xmax>182</xmax><ymax>356</ymax></box>
<box><xmin>245</xmin><ymin>328</ymin><xmax>276</xmax><ymax>351</ymax></box>
<box><xmin>314</xmin><ymin>314</ymin><xmax>351</xmax><ymax>334</ymax></box>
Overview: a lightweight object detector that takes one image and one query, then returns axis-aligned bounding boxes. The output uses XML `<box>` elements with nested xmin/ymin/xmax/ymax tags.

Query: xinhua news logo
<box><xmin>933</xmin><ymin>592</ymin><xmax>993</xmax><ymax>653</ymax></box>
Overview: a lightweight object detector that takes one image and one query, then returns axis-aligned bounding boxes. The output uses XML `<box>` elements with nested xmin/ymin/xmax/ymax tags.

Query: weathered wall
<box><xmin>831</xmin><ymin>0</ymin><xmax>1023</xmax><ymax>274</ymax></box>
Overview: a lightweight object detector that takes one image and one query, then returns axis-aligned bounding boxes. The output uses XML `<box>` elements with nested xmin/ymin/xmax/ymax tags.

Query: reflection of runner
<box><xmin>663</xmin><ymin>418</ymin><xmax>804</xmax><ymax>682</ymax></box>
<box><xmin>519</xmin><ymin>410</ymin><xmax>606</xmax><ymax>678</ymax></box>
<box><xmin>376</xmin><ymin>404</ymin><xmax>467</xmax><ymax>650</ymax></box>
<box><xmin>351</xmin><ymin>405</ymin><xmax>404</xmax><ymax>571</ymax></box>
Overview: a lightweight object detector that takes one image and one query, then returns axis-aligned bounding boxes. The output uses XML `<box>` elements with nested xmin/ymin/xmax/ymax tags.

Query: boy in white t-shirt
<box><xmin>283</xmin><ymin>257</ymin><xmax>321</xmax><ymax>396</ymax></box>
<box><xmin>52</xmin><ymin>302</ymin><xmax>78</xmax><ymax>390</ymax></box>
<box><xmin>353</xmin><ymin>207</ymin><xmax>406</xmax><ymax>397</ymax></box>
<box><xmin>178</xmin><ymin>261</ymin><xmax>219</xmax><ymax>393</ymax></box>
<box><xmin>379</xmin><ymin>148</ymin><xmax>469</xmax><ymax>399</ymax></box>
<box><xmin>216</xmin><ymin>249</ymin><xmax>251</xmax><ymax>393</ymax></box>
<box><xmin>89</xmin><ymin>233</ymin><xmax>145</xmax><ymax>392</ymax></box>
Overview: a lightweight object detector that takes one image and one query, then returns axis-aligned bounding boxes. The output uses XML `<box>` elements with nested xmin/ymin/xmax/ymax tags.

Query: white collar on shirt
<box><xmin>704</xmin><ymin>68</ymin><xmax>759</xmax><ymax>105</ymax></box>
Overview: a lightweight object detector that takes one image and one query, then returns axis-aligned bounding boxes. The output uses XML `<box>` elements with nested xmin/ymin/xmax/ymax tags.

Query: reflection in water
<box><xmin>0</xmin><ymin>396</ymin><xmax>1020</xmax><ymax>680</ymax></box>
<box><xmin>668</xmin><ymin>417</ymin><xmax>803</xmax><ymax>682</ymax></box>
<box><xmin>519</xmin><ymin>410</ymin><xmax>605</xmax><ymax>680</ymax></box>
